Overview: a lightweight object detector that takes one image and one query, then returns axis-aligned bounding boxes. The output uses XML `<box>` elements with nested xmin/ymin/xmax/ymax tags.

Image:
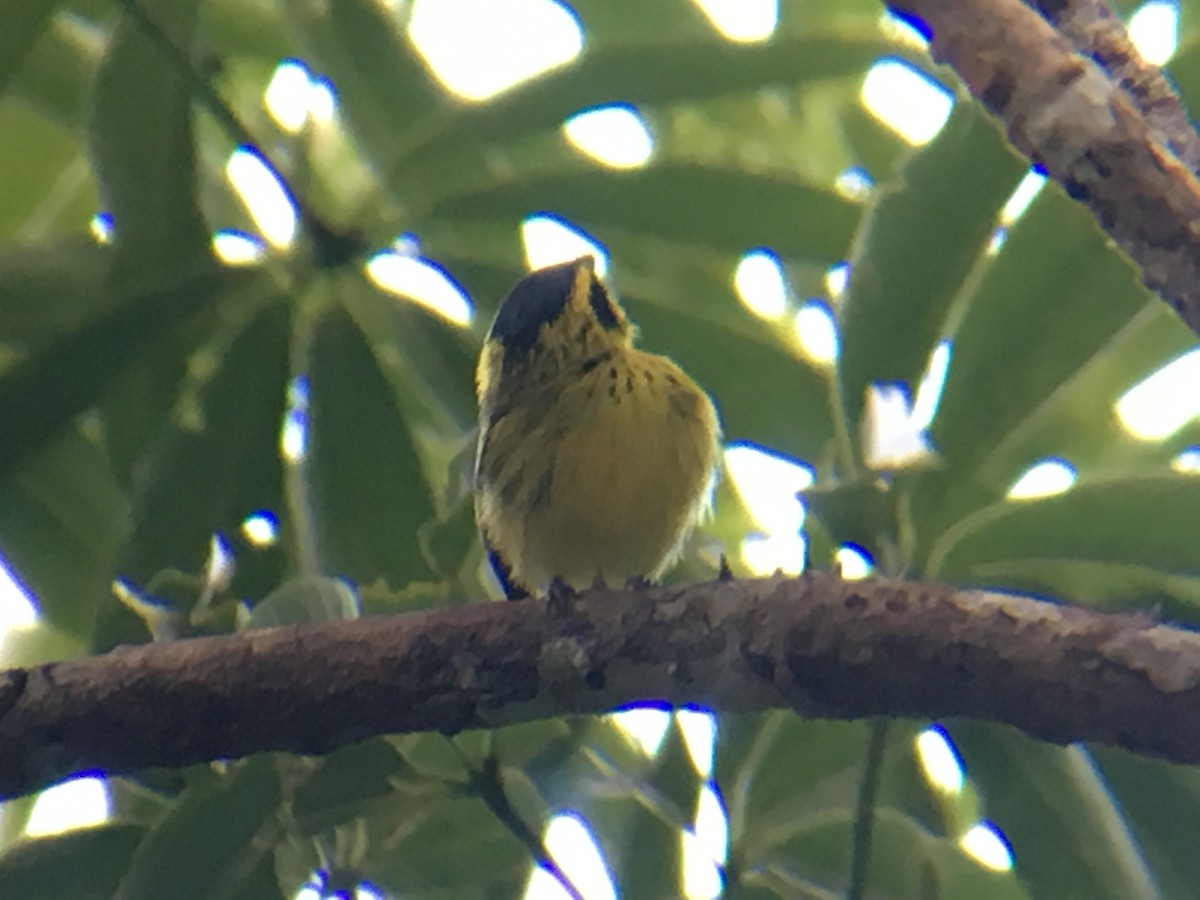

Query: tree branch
<box><xmin>1031</xmin><ymin>0</ymin><xmax>1200</xmax><ymax>172</ymax></box>
<box><xmin>888</xmin><ymin>0</ymin><xmax>1200</xmax><ymax>338</ymax></box>
<box><xmin>1</xmin><ymin>573</ymin><xmax>1198</xmax><ymax>800</ymax></box>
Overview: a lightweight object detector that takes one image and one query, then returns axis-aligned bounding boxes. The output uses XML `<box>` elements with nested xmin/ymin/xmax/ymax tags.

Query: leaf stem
<box><xmin>112</xmin><ymin>0</ymin><xmax>366</xmax><ymax>267</ymax></box>
<box><xmin>847</xmin><ymin>719</ymin><xmax>889</xmax><ymax>900</ymax></box>
<box><xmin>453</xmin><ymin>744</ymin><xmax>585</xmax><ymax>900</ymax></box>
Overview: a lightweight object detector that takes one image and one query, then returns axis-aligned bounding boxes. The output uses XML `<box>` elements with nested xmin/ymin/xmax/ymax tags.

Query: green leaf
<box><xmin>926</xmin><ymin>474</ymin><xmax>1200</xmax><ymax>612</ymax></box>
<box><xmin>0</xmin><ymin>425</ymin><xmax>127</xmax><ymax>634</ymax></box>
<box><xmin>292</xmin><ymin>739</ymin><xmax>414</xmax><ymax>837</ymax></box>
<box><xmin>340</xmin><ymin>273</ymin><xmax>476</xmax><ymax>451</ymax></box>
<box><xmin>612</xmin><ymin>791</ymin><xmax>686</xmax><ymax>899</ymax></box>
<box><xmin>754</xmin><ymin>805</ymin><xmax>1026</xmax><ymax>899</ymax></box>
<box><xmin>0</xmin><ymin>105</ymin><xmax>93</xmax><ymax>240</ymax></box>
<box><xmin>395</xmin><ymin>29</ymin><xmax>898</xmax><ymax>188</ymax></box>
<box><xmin>118</xmin><ymin>300</ymin><xmax>289</xmax><ymax>587</ymax></box>
<box><xmin>952</xmin><ymin>724</ymin><xmax>1158</xmax><ymax>900</ymax></box>
<box><xmin>957</xmin><ymin>302</ymin><xmax>1197</xmax><ymax>484</ymax></box>
<box><xmin>7</xmin><ymin>14</ymin><xmax>99</xmax><ymax>127</ymax></box>
<box><xmin>281</xmin><ymin>0</ymin><xmax>448</xmax><ymax>182</ymax></box>
<box><xmin>201</xmin><ymin>0</ymin><xmax>292</xmax><ymax>67</ymax></box>
<box><xmin>1093</xmin><ymin>746</ymin><xmax>1200</xmax><ymax>900</ymax></box>
<box><xmin>0</xmin><ymin>619</ymin><xmax>85</xmax><ymax>667</ymax></box>
<box><xmin>89</xmin><ymin>0</ymin><xmax>211</xmax><ymax>280</ymax></box>
<box><xmin>427</xmin><ymin>164</ymin><xmax>859</xmax><ymax>263</ymax></box>
<box><xmin>0</xmin><ymin>823</ymin><xmax>146</xmax><ymax>900</ymax></box>
<box><xmin>0</xmin><ymin>0</ymin><xmax>59</xmax><ymax>97</ymax></box>
<box><xmin>802</xmin><ymin>478</ymin><xmax>896</xmax><ymax>550</ymax></box>
<box><xmin>304</xmin><ymin>301</ymin><xmax>437</xmax><ymax>588</ymax></box>
<box><xmin>932</xmin><ymin>188</ymin><xmax>1158</xmax><ymax>485</ymax></box>
<box><xmin>837</xmin><ymin>100</ymin><xmax>1026</xmax><ymax>434</ymax></box>
<box><xmin>0</xmin><ymin>237</ymin><xmax>111</xmax><ymax>348</ymax></box>
<box><xmin>114</xmin><ymin>756</ymin><xmax>285</xmax><ymax>900</ymax></box>
<box><xmin>246</xmin><ymin>573</ymin><xmax>360</xmax><ymax>628</ymax></box>
<box><xmin>0</xmin><ymin>252</ymin><xmax>226</xmax><ymax>485</ymax></box>
<box><xmin>716</xmin><ymin>714</ymin><xmax>868</xmax><ymax>855</ymax></box>
<box><xmin>365</xmin><ymin>793</ymin><xmax>527</xmax><ymax>896</ymax></box>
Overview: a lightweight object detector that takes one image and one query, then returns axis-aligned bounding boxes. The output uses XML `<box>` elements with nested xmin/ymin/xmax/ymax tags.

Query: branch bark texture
<box><xmin>889</xmin><ymin>0</ymin><xmax>1200</xmax><ymax>338</ymax></box>
<box><xmin>1034</xmin><ymin>0</ymin><xmax>1200</xmax><ymax>172</ymax></box>
<box><xmin>1</xmin><ymin>573</ymin><xmax>1199</xmax><ymax>800</ymax></box>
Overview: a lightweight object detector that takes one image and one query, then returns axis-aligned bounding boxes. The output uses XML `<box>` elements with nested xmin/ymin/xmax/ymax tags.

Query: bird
<box><xmin>474</xmin><ymin>256</ymin><xmax>721</xmax><ymax>599</ymax></box>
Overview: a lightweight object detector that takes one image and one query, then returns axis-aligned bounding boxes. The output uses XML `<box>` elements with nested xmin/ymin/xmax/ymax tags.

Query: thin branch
<box><xmin>2</xmin><ymin>573</ymin><xmax>1200</xmax><ymax>800</ymax></box>
<box><xmin>847</xmin><ymin>720</ymin><xmax>889</xmax><ymax>900</ymax></box>
<box><xmin>888</xmin><ymin>0</ymin><xmax>1200</xmax><ymax>338</ymax></box>
<box><xmin>462</xmin><ymin>750</ymin><xmax>585</xmax><ymax>900</ymax></box>
<box><xmin>112</xmin><ymin>0</ymin><xmax>367</xmax><ymax>267</ymax></box>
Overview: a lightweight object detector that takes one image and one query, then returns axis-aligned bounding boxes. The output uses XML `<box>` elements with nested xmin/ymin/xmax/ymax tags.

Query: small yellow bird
<box><xmin>474</xmin><ymin>256</ymin><xmax>721</xmax><ymax>599</ymax></box>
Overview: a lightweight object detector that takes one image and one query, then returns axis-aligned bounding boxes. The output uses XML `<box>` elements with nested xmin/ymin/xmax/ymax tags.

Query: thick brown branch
<box><xmin>888</xmin><ymin>0</ymin><xmax>1200</xmax><ymax>338</ymax></box>
<box><xmin>1031</xmin><ymin>0</ymin><xmax>1200</xmax><ymax>172</ymax></box>
<box><xmin>1</xmin><ymin>573</ymin><xmax>1199</xmax><ymax>799</ymax></box>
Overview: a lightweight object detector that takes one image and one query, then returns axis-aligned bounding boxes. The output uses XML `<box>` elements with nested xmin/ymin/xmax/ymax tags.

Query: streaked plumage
<box><xmin>474</xmin><ymin>256</ymin><xmax>720</xmax><ymax>598</ymax></box>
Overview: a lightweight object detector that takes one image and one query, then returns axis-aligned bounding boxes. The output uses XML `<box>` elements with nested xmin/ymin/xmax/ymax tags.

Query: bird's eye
<box><xmin>589</xmin><ymin>280</ymin><xmax>621</xmax><ymax>330</ymax></box>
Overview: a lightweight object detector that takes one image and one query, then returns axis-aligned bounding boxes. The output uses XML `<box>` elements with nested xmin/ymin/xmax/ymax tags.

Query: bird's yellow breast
<box><xmin>476</xmin><ymin>347</ymin><xmax>719</xmax><ymax>592</ymax></box>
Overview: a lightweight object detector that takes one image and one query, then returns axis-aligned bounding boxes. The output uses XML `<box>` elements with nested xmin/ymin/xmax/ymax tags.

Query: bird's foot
<box><xmin>717</xmin><ymin>554</ymin><xmax>735</xmax><ymax>581</ymax></box>
<box><xmin>546</xmin><ymin>577</ymin><xmax>578</xmax><ymax>616</ymax></box>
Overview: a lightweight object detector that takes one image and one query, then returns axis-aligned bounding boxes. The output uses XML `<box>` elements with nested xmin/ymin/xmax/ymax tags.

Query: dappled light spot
<box><xmin>525</xmin><ymin>812</ymin><xmax>617</xmax><ymax>900</ymax></box>
<box><xmin>915</xmin><ymin>725</ymin><xmax>965</xmax><ymax>794</ymax></box>
<box><xmin>693</xmin><ymin>782</ymin><xmax>729</xmax><ymax>868</ymax></box>
<box><xmin>740</xmin><ymin>533</ymin><xmax>806</xmax><ymax>576</ymax></box>
<box><xmin>0</xmin><ymin>559</ymin><xmax>38</xmax><ymax>666</ymax></box>
<box><xmin>0</xmin><ymin>557</ymin><xmax>37</xmax><ymax>635</ymax></box>
<box><xmin>680</xmin><ymin>827</ymin><xmax>723</xmax><ymax>899</ymax></box>
<box><xmin>960</xmin><ymin>821</ymin><xmax>1015</xmax><ymax>872</ymax></box>
<box><xmin>1000</xmin><ymin>170</ymin><xmax>1046</xmax><ymax>226</ymax></box>
<box><xmin>225</xmin><ymin>147</ymin><xmax>298</xmax><ymax>250</ymax></box>
<box><xmin>308</xmin><ymin>77</ymin><xmax>337</xmax><ymax>125</ymax></box>
<box><xmin>365</xmin><ymin>251</ymin><xmax>474</xmax><ymax>327</ymax></box>
<box><xmin>793</xmin><ymin>300</ymin><xmax>839</xmax><ymax>367</ymax></box>
<box><xmin>691</xmin><ymin>0</ymin><xmax>777</xmax><ymax>43</ymax></box>
<box><xmin>264</xmin><ymin>58</ymin><xmax>340</xmax><ymax>133</ymax></box>
<box><xmin>212</xmin><ymin>229</ymin><xmax>265</xmax><ymax>266</ymax></box>
<box><xmin>910</xmin><ymin>339</ymin><xmax>952</xmax><ymax>432</ymax></box>
<box><xmin>1007</xmin><ymin>457</ymin><xmax>1077</xmax><ymax>500</ymax></box>
<box><xmin>862</xmin><ymin>383</ymin><xmax>937</xmax><ymax>471</ymax></box>
<box><xmin>861</xmin><ymin>58</ymin><xmax>953</xmax><ymax>145</ymax></box>
<box><xmin>1129</xmin><ymin>0</ymin><xmax>1178</xmax><ymax>65</ymax></box>
<box><xmin>89</xmin><ymin>212</ymin><xmax>113</xmax><ymax>244</ymax></box>
<box><xmin>727</xmin><ymin>442</ymin><xmax>812</xmax><ymax>573</ymax></box>
<box><xmin>734</xmin><ymin>248</ymin><xmax>787</xmax><ymax>320</ymax></box>
<box><xmin>204</xmin><ymin>533</ymin><xmax>235</xmax><ymax>597</ymax></box>
<box><xmin>297</xmin><ymin>873</ymin><xmax>383</xmax><ymax>899</ymax></box>
<box><xmin>563</xmin><ymin>104</ymin><xmax>654</xmax><ymax>169</ymax></box>
<box><xmin>409</xmin><ymin>0</ymin><xmax>584</xmax><ymax>102</ymax></box>
<box><xmin>25</xmin><ymin>776</ymin><xmax>110</xmax><ymax>838</ymax></box>
<box><xmin>611</xmin><ymin>704</ymin><xmax>672</xmax><ymax>756</ymax></box>
<box><xmin>521</xmin><ymin>214</ymin><xmax>610</xmax><ymax>275</ymax></box>
<box><xmin>1115</xmin><ymin>348</ymin><xmax>1200</xmax><ymax>441</ymax></box>
<box><xmin>1172</xmin><ymin>447</ymin><xmax>1200</xmax><ymax>475</ymax></box>
<box><xmin>834</xmin><ymin>166</ymin><xmax>873</xmax><ymax>201</ymax></box>
<box><xmin>835</xmin><ymin>544</ymin><xmax>873</xmax><ymax>579</ymax></box>
<box><xmin>879</xmin><ymin>9</ymin><xmax>931</xmax><ymax>48</ymax></box>
<box><xmin>677</xmin><ymin>707</ymin><xmax>716</xmax><ymax>778</ymax></box>
<box><xmin>825</xmin><ymin>260</ymin><xmax>850</xmax><ymax>300</ymax></box>
<box><xmin>725</xmin><ymin>443</ymin><xmax>814</xmax><ymax>534</ymax></box>
<box><xmin>986</xmin><ymin>225</ymin><xmax>1008</xmax><ymax>256</ymax></box>
<box><xmin>241</xmin><ymin>510</ymin><xmax>279</xmax><ymax>547</ymax></box>
<box><xmin>264</xmin><ymin>59</ymin><xmax>312</xmax><ymax>133</ymax></box>
<box><xmin>281</xmin><ymin>374</ymin><xmax>310</xmax><ymax>464</ymax></box>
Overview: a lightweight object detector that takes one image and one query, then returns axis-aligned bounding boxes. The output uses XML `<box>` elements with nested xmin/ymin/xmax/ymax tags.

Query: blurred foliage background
<box><xmin>1</xmin><ymin>0</ymin><xmax>1200</xmax><ymax>897</ymax></box>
